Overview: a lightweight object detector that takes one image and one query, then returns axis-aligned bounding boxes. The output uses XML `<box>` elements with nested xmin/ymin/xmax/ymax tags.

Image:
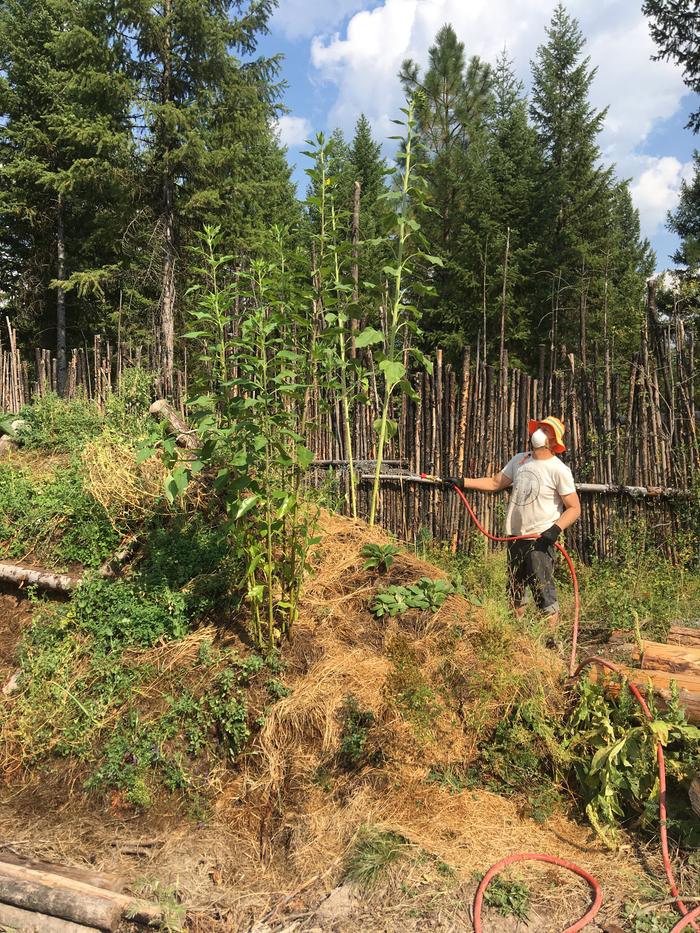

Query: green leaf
<box><xmin>379</xmin><ymin>359</ymin><xmax>406</xmax><ymax>389</ymax></box>
<box><xmin>164</xmin><ymin>466</ymin><xmax>189</xmax><ymax>504</ymax></box>
<box><xmin>648</xmin><ymin>721</ymin><xmax>670</xmax><ymax>746</ymax></box>
<box><xmin>296</xmin><ymin>444</ymin><xmax>314</xmax><ymax>470</ymax></box>
<box><xmin>136</xmin><ymin>445</ymin><xmax>156</xmax><ymax>465</ymax></box>
<box><xmin>232</xmin><ymin>495</ymin><xmax>259</xmax><ymax>520</ymax></box>
<box><xmin>355</xmin><ymin>327</ymin><xmax>384</xmax><ymax>349</ymax></box>
<box><xmin>399</xmin><ymin>379</ymin><xmax>420</xmax><ymax>402</ymax></box>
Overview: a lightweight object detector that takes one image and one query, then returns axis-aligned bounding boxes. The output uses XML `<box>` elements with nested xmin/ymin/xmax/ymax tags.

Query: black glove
<box><xmin>538</xmin><ymin>523</ymin><xmax>561</xmax><ymax>546</ymax></box>
<box><xmin>443</xmin><ymin>476</ymin><xmax>463</xmax><ymax>489</ymax></box>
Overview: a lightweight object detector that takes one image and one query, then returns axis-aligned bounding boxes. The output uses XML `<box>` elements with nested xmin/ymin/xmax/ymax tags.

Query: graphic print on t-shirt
<box><xmin>511</xmin><ymin>467</ymin><xmax>541</xmax><ymax>506</ymax></box>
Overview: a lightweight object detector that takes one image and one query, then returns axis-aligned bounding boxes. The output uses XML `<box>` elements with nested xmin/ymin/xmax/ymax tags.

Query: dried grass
<box><xmin>233</xmin><ymin>511</ymin><xmax>646</xmax><ymax>917</ymax></box>
<box><xmin>81</xmin><ymin>433</ymin><xmax>165</xmax><ymax>524</ymax></box>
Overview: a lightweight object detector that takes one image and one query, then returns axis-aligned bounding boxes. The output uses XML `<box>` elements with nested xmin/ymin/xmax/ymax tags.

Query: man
<box><xmin>448</xmin><ymin>416</ymin><xmax>581</xmax><ymax>625</ymax></box>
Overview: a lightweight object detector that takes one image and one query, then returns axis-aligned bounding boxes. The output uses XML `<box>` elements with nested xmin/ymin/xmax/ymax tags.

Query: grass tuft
<box><xmin>345</xmin><ymin>827</ymin><xmax>407</xmax><ymax>888</ymax></box>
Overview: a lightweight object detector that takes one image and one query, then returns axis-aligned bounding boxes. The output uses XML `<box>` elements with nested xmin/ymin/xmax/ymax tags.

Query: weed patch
<box><xmin>16</xmin><ymin>394</ymin><xmax>104</xmax><ymax>452</ymax></box>
<box><xmin>562</xmin><ymin>676</ymin><xmax>700</xmax><ymax>846</ymax></box>
<box><xmin>339</xmin><ymin>695</ymin><xmax>376</xmax><ymax>770</ymax></box>
<box><xmin>0</xmin><ymin>460</ymin><xmax>119</xmax><ymax>568</ymax></box>
<box><xmin>372</xmin><ymin>577</ymin><xmax>456</xmax><ymax>618</ymax></box>
<box><xmin>345</xmin><ymin>827</ymin><xmax>407</xmax><ymax>888</ymax></box>
<box><xmin>480</xmin><ymin>875</ymin><xmax>530</xmax><ymax>921</ymax></box>
<box><xmin>387</xmin><ymin>637</ymin><xmax>442</xmax><ymax>735</ymax></box>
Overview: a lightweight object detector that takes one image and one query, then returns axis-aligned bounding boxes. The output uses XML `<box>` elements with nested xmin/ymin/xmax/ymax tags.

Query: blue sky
<box><xmin>260</xmin><ymin>0</ymin><xmax>698</xmax><ymax>271</ymax></box>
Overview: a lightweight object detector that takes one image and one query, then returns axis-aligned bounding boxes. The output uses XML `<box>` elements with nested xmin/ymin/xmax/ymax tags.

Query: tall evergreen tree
<box><xmin>643</xmin><ymin>0</ymin><xmax>700</xmax><ymax>283</ymax></box>
<box><xmin>669</xmin><ymin>151</ymin><xmax>700</xmax><ymax>268</ymax></box>
<box><xmin>529</xmin><ymin>4</ymin><xmax>647</xmax><ymax>360</ymax></box>
<box><xmin>347</xmin><ymin>114</ymin><xmax>386</xmax><ymax>306</ymax></box>
<box><xmin>643</xmin><ymin>0</ymin><xmax>700</xmax><ymax>133</ymax></box>
<box><xmin>400</xmin><ymin>24</ymin><xmax>493</xmax><ymax>352</ymax></box>
<box><xmin>0</xmin><ymin>0</ymin><xmax>134</xmax><ymax>392</ymax></box>
<box><xmin>349</xmin><ymin>114</ymin><xmax>386</xmax><ymax>206</ymax></box>
<box><xmin>483</xmin><ymin>52</ymin><xmax>543</xmax><ymax>365</ymax></box>
<box><xmin>119</xmin><ymin>0</ymin><xmax>283</xmax><ymax>392</ymax></box>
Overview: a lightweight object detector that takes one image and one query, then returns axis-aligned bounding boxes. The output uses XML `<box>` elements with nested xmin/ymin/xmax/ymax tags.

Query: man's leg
<box><xmin>507</xmin><ymin>541</ymin><xmax>531</xmax><ymax>619</ymax></box>
<box><xmin>527</xmin><ymin>543</ymin><xmax>559</xmax><ymax>623</ymax></box>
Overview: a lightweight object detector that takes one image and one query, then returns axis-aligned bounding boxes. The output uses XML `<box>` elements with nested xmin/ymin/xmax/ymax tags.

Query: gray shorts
<box><xmin>507</xmin><ymin>540</ymin><xmax>559</xmax><ymax>615</ymax></box>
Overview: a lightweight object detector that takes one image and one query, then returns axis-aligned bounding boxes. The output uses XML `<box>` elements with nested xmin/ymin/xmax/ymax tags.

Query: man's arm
<box><xmin>461</xmin><ymin>472</ymin><xmax>513</xmax><ymax>493</ymax></box>
<box><xmin>556</xmin><ymin>491</ymin><xmax>581</xmax><ymax>531</ymax></box>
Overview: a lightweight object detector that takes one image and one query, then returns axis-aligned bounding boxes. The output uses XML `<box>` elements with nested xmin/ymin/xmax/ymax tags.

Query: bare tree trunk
<box><xmin>481</xmin><ymin>234</ymin><xmax>488</xmax><ymax>357</ymax></box>
<box><xmin>161</xmin><ymin>181</ymin><xmax>176</xmax><ymax>398</ymax></box>
<box><xmin>579</xmin><ymin>261</ymin><xmax>588</xmax><ymax>371</ymax></box>
<box><xmin>56</xmin><ymin>198</ymin><xmax>67</xmax><ymax>397</ymax></box>
<box><xmin>498</xmin><ymin>226</ymin><xmax>510</xmax><ymax>371</ymax></box>
<box><xmin>159</xmin><ymin>0</ymin><xmax>175</xmax><ymax>398</ymax></box>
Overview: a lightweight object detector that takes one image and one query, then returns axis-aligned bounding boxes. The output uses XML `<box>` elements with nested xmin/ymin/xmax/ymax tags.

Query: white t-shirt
<box><xmin>501</xmin><ymin>451</ymin><xmax>576</xmax><ymax>535</ymax></box>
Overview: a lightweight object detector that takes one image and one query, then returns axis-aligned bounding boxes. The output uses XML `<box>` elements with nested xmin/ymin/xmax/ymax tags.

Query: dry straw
<box><xmin>81</xmin><ymin>432</ymin><xmax>165</xmax><ymax>526</ymax></box>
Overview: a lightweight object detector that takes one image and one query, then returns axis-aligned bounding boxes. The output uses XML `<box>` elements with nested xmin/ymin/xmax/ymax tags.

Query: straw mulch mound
<box><xmin>224</xmin><ymin>512</ymin><xmax>648</xmax><ymax>924</ymax></box>
<box><xmin>0</xmin><ymin>511</ymin><xmax>652</xmax><ymax>930</ymax></box>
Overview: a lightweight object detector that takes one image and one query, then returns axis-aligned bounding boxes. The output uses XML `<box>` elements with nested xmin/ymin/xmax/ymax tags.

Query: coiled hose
<box><xmin>427</xmin><ymin>478</ymin><xmax>697</xmax><ymax>932</ymax></box>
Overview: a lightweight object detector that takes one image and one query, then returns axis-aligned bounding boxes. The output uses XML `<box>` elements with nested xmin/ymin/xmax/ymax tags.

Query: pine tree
<box><xmin>643</xmin><ymin>0</ymin><xmax>700</xmax><ymax>278</ymax></box>
<box><xmin>119</xmin><ymin>0</ymin><xmax>281</xmax><ymax>393</ymax></box>
<box><xmin>0</xmin><ymin>0</ymin><xmax>134</xmax><ymax>393</ymax></box>
<box><xmin>350</xmin><ymin>114</ymin><xmax>386</xmax><ymax>205</ymax></box>
<box><xmin>669</xmin><ymin>151</ymin><xmax>700</xmax><ymax>269</ymax></box>
<box><xmin>530</xmin><ymin>4</ymin><xmax>617</xmax><ymax>359</ymax></box>
<box><xmin>399</xmin><ymin>24</ymin><xmax>493</xmax><ymax>353</ymax></box>
<box><xmin>347</xmin><ymin>114</ymin><xmax>386</xmax><ymax>313</ymax></box>
<box><xmin>643</xmin><ymin>0</ymin><xmax>700</xmax><ymax>133</ymax></box>
<box><xmin>477</xmin><ymin>52</ymin><xmax>542</xmax><ymax>364</ymax></box>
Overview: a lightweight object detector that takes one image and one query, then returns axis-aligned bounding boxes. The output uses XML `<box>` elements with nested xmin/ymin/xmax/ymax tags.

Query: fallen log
<box><xmin>0</xmin><ymin>873</ymin><xmax>122</xmax><ymax>930</ymax></box>
<box><xmin>0</xmin><ymin>562</ymin><xmax>76</xmax><ymax>593</ymax></box>
<box><xmin>0</xmin><ymin>901</ymin><xmax>100</xmax><ymax>932</ymax></box>
<box><xmin>0</xmin><ymin>863</ymin><xmax>162</xmax><ymax>929</ymax></box>
<box><xmin>97</xmin><ymin>536</ymin><xmax>138</xmax><ymax>580</ymax></box>
<box><xmin>668</xmin><ymin>625</ymin><xmax>700</xmax><ymax>648</ymax></box>
<box><xmin>149</xmin><ymin>399</ymin><xmax>198</xmax><ymax>450</ymax></box>
<box><xmin>587</xmin><ymin>663</ymin><xmax>700</xmax><ymax>724</ymax></box>
<box><xmin>640</xmin><ymin>642</ymin><xmax>700</xmax><ymax>677</ymax></box>
<box><xmin>608</xmin><ymin>640</ymin><xmax>700</xmax><ymax>677</ymax></box>
<box><xmin>0</xmin><ymin>852</ymin><xmax>125</xmax><ymax>893</ymax></box>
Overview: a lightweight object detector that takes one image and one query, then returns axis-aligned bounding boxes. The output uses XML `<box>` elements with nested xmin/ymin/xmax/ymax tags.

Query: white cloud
<box><xmin>630</xmin><ymin>156</ymin><xmax>694</xmax><ymax>232</ymax></box>
<box><xmin>275</xmin><ymin>114</ymin><xmax>313</xmax><ymax>147</ymax></box>
<box><xmin>274</xmin><ymin>0</ymin><xmax>367</xmax><ymax>41</ymax></box>
<box><xmin>308</xmin><ymin>0</ymin><xmax>689</xmax><ymax>242</ymax></box>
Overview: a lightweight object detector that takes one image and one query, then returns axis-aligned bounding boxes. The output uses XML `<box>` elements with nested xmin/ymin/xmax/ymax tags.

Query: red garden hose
<box><xmin>425</xmin><ymin>476</ymin><xmax>697</xmax><ymax>932</ymax></box>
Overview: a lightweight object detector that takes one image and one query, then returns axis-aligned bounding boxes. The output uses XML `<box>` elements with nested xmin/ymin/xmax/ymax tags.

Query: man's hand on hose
<box><xmin>537</xmin><ymin>523</ymin><xmax>561</xmax><ymax>548</ymax></box>
<box><xmin>442</xmin><ymin>476</ymin><xmax>463</xmax><ymax>489</ymax></box>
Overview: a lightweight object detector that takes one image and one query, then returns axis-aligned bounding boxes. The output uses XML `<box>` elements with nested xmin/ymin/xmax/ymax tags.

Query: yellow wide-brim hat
<box><xmin>528</xmin><ymin>415</ymin><xmax>566</xmax><ymax>454</ymax></box>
